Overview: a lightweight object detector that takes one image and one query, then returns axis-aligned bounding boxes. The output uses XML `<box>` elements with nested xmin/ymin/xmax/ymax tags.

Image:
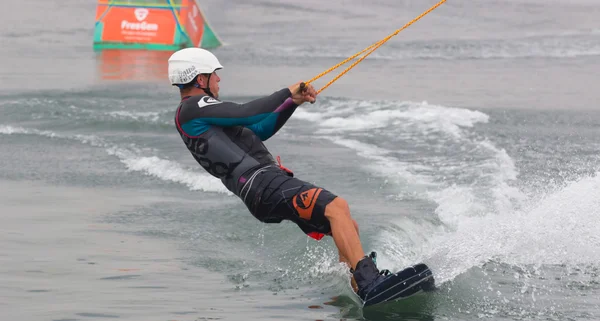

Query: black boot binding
<box><xmin>352</xmin><ymin>252</ymin><xmax>390</xmax><ymax>301</ymax></box>
<box><xmin>368</xmin><ymin>251</ymin><xmax>391</xmax><ymax>276</ymax></box>
<box><xmin>352</xmin><ymin>251</ymin><xmax>436</xmax><ymax>307</ymax></box>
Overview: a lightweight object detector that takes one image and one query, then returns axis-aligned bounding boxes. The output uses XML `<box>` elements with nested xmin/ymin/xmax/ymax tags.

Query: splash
<box><xmin>424</xmin><ymin>172</ymin><xmax>600</xmax><ymax>284</ymax></box>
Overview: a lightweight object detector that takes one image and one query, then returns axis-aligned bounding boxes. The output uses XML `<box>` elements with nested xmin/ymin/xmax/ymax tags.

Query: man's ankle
<box><xmin>352</xmin><ymin>256</ymin><xmax>380</xmax><ymax>290</ymax></box>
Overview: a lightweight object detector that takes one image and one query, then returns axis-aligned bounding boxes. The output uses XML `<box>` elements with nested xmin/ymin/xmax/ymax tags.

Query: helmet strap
<box><xmin>195</xmin><ymin>73</ymin><xmax>215</xmax><ymax>98</ymax></box>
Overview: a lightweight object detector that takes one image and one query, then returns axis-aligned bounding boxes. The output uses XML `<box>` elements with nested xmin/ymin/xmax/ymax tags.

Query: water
<box><xmin>1</xmin><ymin>0</ymin><xmax>599</xmax><ymax>320</ymax></box>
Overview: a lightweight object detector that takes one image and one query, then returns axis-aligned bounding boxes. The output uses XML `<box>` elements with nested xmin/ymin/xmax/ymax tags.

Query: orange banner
<box><xmin>181</xmin><ymin>0</ymin><xmax>205</xmax><ymax>47</ymax></box>
<box><xmin>97</xmin><ymin>6</ymin><xmax>176</xmax><ymax>45</ymax></box>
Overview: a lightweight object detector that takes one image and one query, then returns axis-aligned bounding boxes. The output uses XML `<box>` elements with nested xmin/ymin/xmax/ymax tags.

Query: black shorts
<box><xmin>240</xmin><ymin>166</ymin><xmax>338</xmax><ymax>240</ymax></box>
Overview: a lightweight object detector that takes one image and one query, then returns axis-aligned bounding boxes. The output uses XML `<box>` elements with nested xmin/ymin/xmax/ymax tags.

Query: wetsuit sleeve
<box><xmin>246</xmin><ymin>98</ymin><xmax>299</xmax><ymax>141</ymax></box>
<box><xmin>180</xmin><ymin>88</ymin><xmax>294</xmax><ymax>136</ymax></box>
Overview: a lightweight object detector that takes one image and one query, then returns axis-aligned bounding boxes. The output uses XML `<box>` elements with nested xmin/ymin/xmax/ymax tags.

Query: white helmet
<box><xmin>168</xmin><ymin>47</ymin><xmax>223</xmax><ymax>85</ymax></box>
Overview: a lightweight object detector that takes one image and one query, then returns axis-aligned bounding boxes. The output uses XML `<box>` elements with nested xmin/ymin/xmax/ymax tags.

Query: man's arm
<box><xmin>246</xmin><ymin>98</ymin><xmax>299</xmax><ymax>141</ymax></box>
<box><xmin>179</xmin><ymin>82</ymin><xmax>317</xmax><ymax>137</ymax></box>
<box><xmin>180</xmin><ymin>88</ymin><xmax>292</xmax><ymax>136</ymax></box>
<box><xmin>244</xmin><ymin>81</ymin><xmax>317</xmax><ymax>141</ymax></box>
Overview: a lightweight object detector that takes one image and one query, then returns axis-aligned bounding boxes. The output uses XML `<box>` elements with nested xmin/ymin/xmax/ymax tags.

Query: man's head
<box><xmin>168</xmin><ymin>48</ymin><xmax>223</xmax><ymax>98</ymax></box>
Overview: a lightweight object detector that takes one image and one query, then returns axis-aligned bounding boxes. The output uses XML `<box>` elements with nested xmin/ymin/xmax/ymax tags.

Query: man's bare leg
<box><xmin>337</xmin><ymin>219</ymin><xmax>360</xmax><ymax>292</ymax></box>
<box><xmin>324</xmin><ymin>197</ymin><xmax>365</xmax><ymax>270</ymax></box>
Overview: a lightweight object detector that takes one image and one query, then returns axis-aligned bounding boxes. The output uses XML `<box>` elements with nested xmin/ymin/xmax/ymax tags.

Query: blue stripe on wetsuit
<box><xmin>246</xmin><ymin>113</ymin><xmax>279</xmax><ymax>141</ymax></box>
<box><xmin>181</xmin><ymin>113</ymin><xmax>269</xmax><ymax>136</ymax></box>
<box><xmin>178</xmin><ymin>89</ymin><xmax>297</xmax><ymax>140</ymax></box>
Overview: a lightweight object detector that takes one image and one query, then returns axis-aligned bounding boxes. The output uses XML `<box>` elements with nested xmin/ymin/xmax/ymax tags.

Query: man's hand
<box><xmin>288</xmin><ymin>82</ymin><xmax>317</xmax><ymax>105</ymax></box>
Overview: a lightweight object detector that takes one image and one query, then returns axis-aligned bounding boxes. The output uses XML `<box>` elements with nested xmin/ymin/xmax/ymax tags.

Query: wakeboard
<box><xmin>361</xmin><ymin>262</ymin><xmax>436</xmax><ymax>308</ymax></box>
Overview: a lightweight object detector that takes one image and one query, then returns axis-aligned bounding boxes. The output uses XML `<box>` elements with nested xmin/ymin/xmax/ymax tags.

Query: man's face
<box><xmin>199</xmin><ymin>72</ymin><xmax>220</xmax><ymax>98</ymax></box>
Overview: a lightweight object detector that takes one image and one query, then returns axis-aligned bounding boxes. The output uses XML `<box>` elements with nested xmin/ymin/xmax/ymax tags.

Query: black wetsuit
<box><xmin>174</xmin><ymin>88</ymin><xmax>337</xmax><ymax>239</ymax></box>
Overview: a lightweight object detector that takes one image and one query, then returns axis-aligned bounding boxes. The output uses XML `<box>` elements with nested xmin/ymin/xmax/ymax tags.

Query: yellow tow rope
<box><xmin>301</xmin><ymin>0</ymin><xmax>447</xmax><ymax>95</ymax></box>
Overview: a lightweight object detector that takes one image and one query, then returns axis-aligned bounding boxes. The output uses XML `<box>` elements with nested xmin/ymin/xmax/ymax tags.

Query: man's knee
<box><xmin>324</xmin><ymin>197</ymin><xmax>351</xmax><ymax>220</ymax></box>
<box><xmin>324</xmin><ymin>198</ymin><xmax>360</xmax><ymax>238</ymax></box>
